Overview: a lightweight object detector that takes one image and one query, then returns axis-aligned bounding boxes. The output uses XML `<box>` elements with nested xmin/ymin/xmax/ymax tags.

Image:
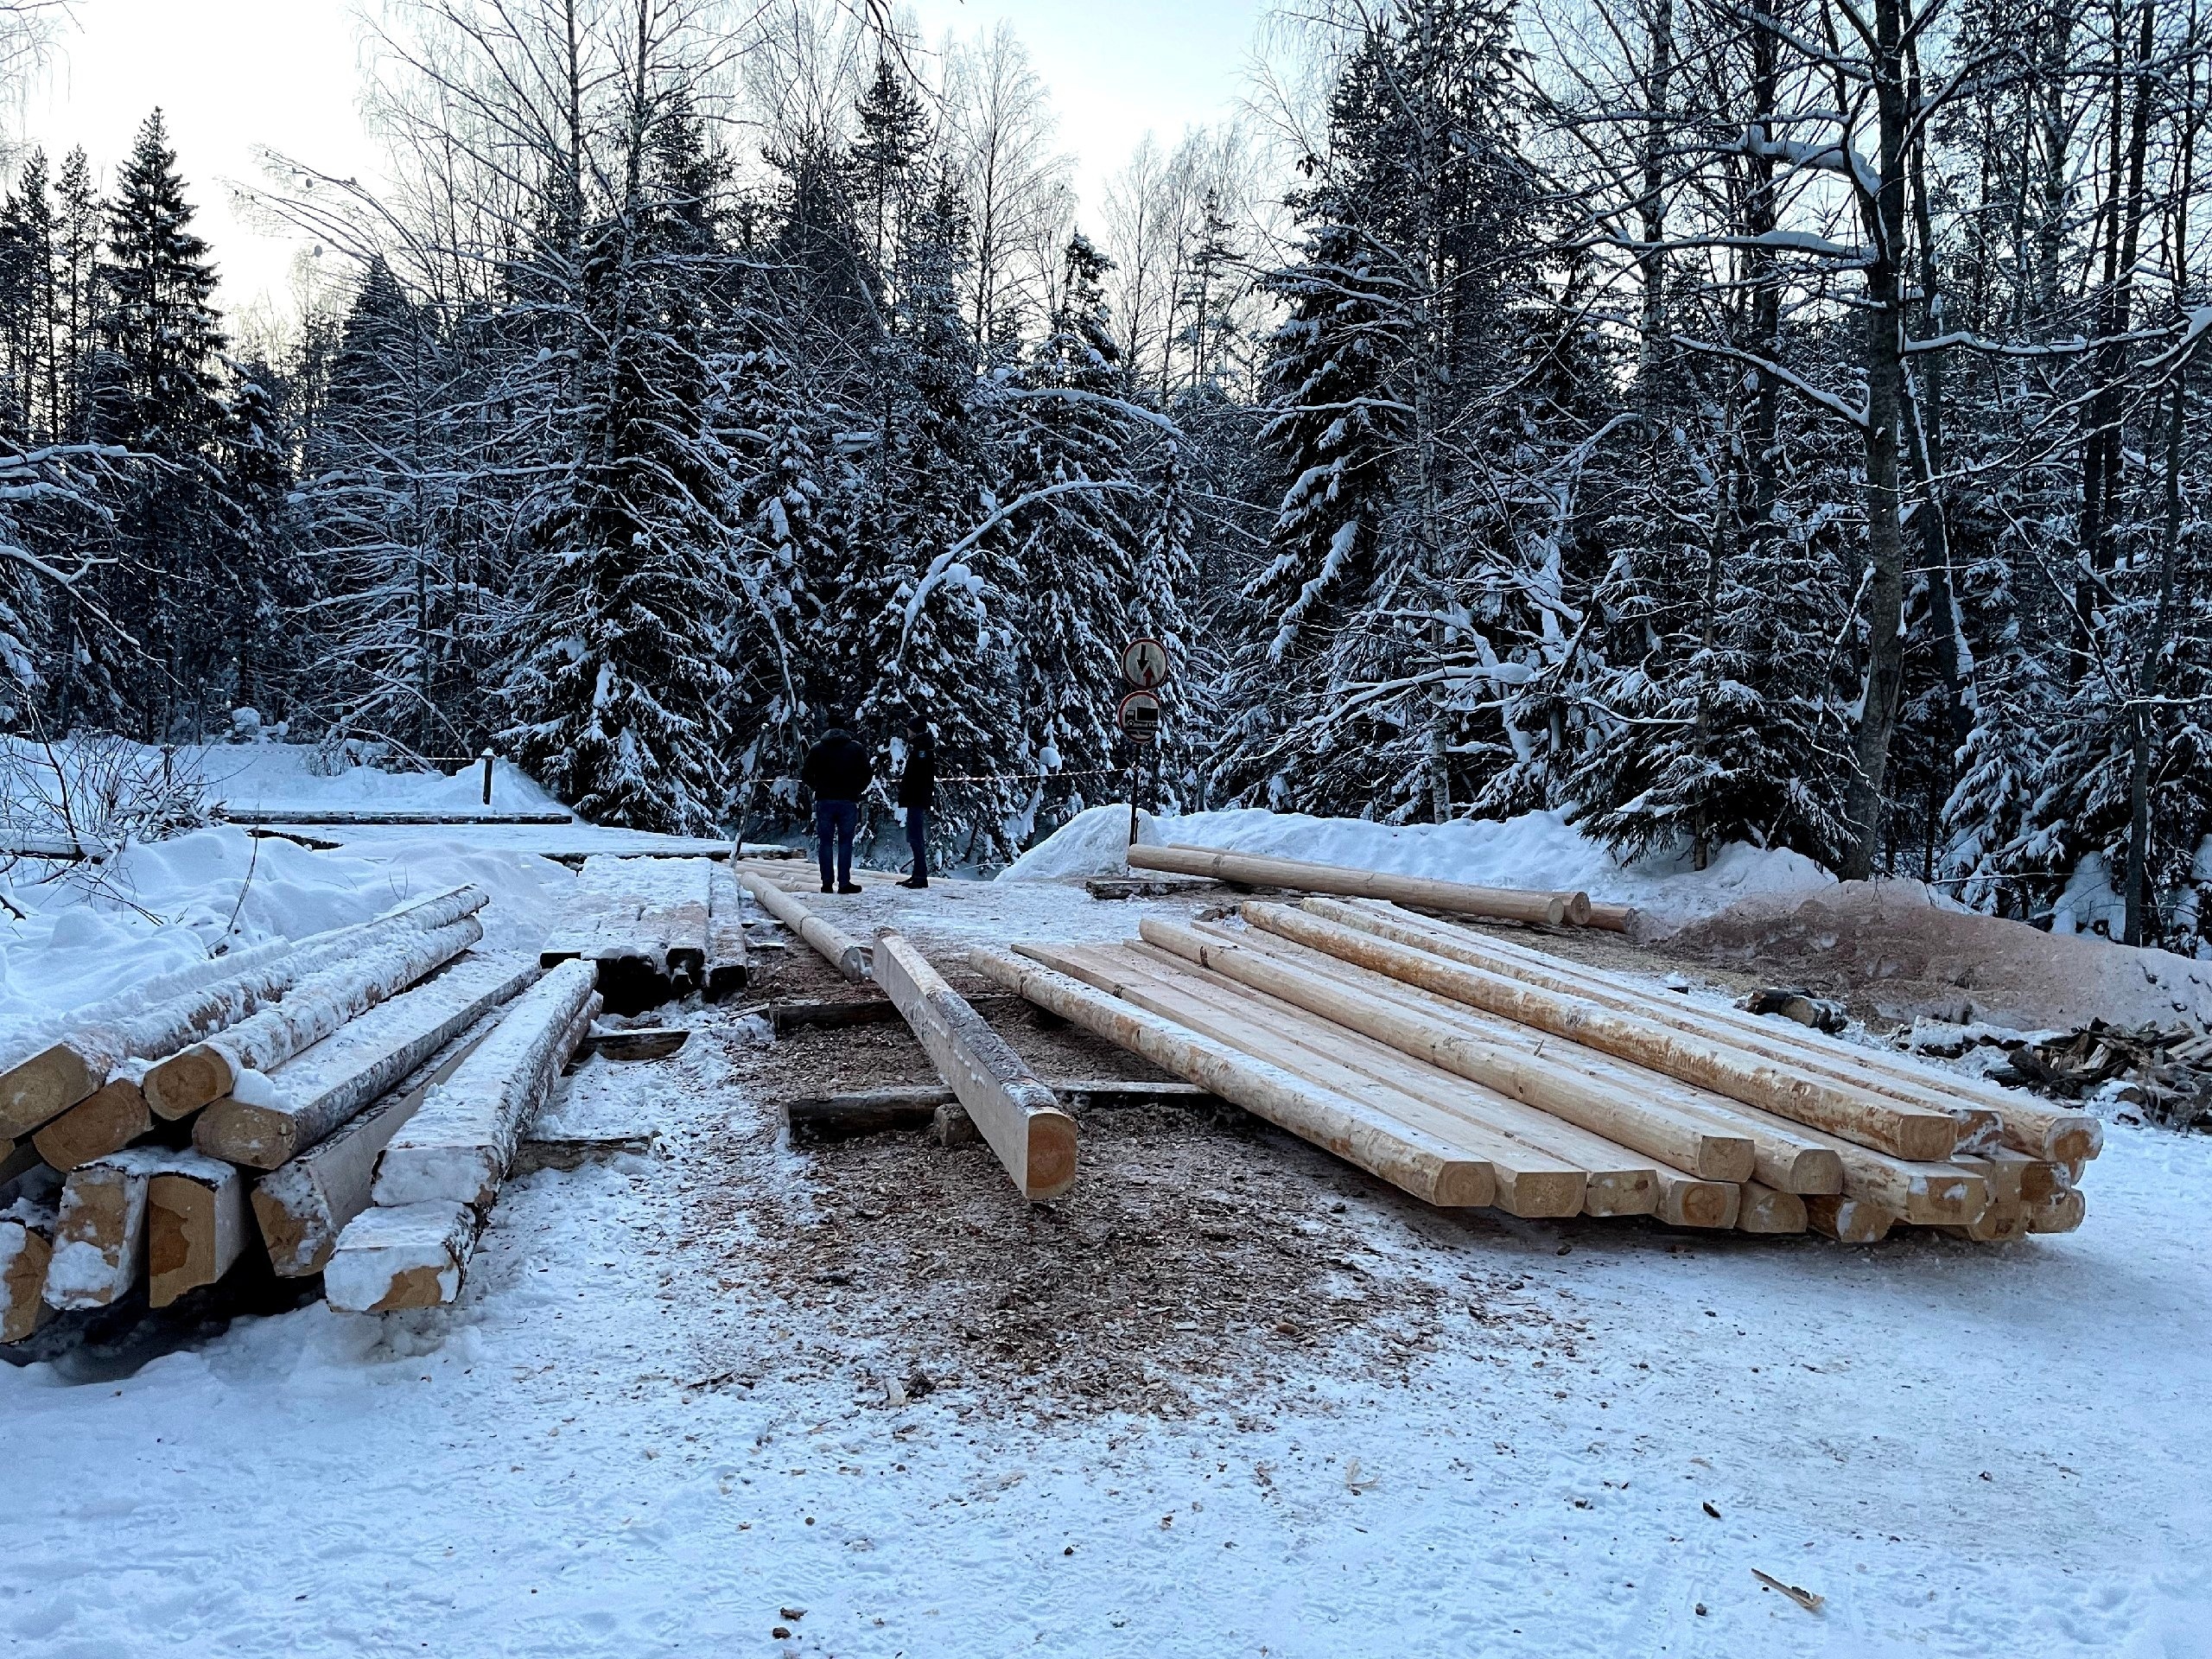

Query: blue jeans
<box><xmin>905</xmin><ymin>805</ymin><xmax>929</xmax><ymax>879</ymax></box>
<box><xmin>815</xmin><ymin>798</ymin><xmax>857</xmax><ymax>888</ymax></box>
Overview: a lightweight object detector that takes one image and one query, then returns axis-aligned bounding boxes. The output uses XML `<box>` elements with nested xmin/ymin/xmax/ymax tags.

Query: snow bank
<box><xmin>0</xmin><ymin>825</ymin><xmax>568</xmax><ymax>1063</ymax></box>
<box><xmin>1000</xmin><ymin>803</ymin><xmax>1831</xmax><ymax>927</ymax></box>
<box><xmin>183</xmin><ymin>741</ymin><xmax>562</xmax><ymax>817</ymax></box>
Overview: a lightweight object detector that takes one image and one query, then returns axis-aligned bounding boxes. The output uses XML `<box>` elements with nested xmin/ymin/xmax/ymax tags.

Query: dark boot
<box><xmin>837</xmin><ymin>882</ymin><xmax>863</xmax><ymax>894</ymax></box>
<box><xmin>899</xmin><ymin>875</ymin><xmax>929</xmax><ymax>889</ymax></box>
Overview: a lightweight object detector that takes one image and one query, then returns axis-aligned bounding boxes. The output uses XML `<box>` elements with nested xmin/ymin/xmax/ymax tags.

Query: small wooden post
<box><xmin>480</xmin><ymin>749</ymin><xmax>494</xmax><ymax>806</ymax></box>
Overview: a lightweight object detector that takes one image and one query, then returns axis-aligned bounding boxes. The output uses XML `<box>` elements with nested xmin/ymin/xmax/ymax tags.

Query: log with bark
<box><xmin>874</xmin><ymin>931</ymin><xmax>1077</xmax><ymax>1201</ymax></box>
<box><xmin>1127</xmin><ymin>843</ymin><xmax>1603</xmax><ymax>928</ymax></box>
<box><xmin>739</xmin><ymin>872</ymin><xmax>871</xmax><ymax>981</ymax></box>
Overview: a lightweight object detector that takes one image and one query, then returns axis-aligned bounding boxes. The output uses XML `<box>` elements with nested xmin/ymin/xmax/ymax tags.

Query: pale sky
<box><xmin>22</xmin><ymin>0</ymin><xmax>1268</xmax><ymax>322</ymax></box>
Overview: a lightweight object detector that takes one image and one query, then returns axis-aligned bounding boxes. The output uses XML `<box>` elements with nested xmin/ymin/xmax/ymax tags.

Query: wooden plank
<box><xmin>1243</xmin><ymin>901</ymin><xmax>1962</xmax><ymax>1161</ymax></box>
<box><xmin>739</xmin><ymin>871</ymin><xmax>870</xmax><ymax>982</ymax></box>
<box><xmin>785</xmin><ymin>1079</ymin><xmax>1210</xmax><ymax>1144</ymax></box>
<box><xmin>143</xmin><ymin>915</ymin><xmax>486</xmax><ymax>1120</ymax></box>
<box><xmin>373</xmin><ymin>961</ymin><xmax>601</xmax><ymax>1210</ymax></box>
<box><xmin>583</xmin><ymin>1027</ymin><xmax>690</xmax><ymax>1062</ymax></box>
<box><xmin>324</xmin><ymin>1199</ymin><xmax>479</xmax><ymax>1312</ymax></box>
<box><xmin>252</xmin><ymin>1019</ymin><xmax>499</xmax><ymax>1278</ymax></box>
<box><xmin>874</xmin><ymin>931</ymin><xmax>1077</xmax><ymax>1201</ymax></box>
<box><xmin>1098</xmin><ymin>943</ymin><xmax>1678</xmax><ymax>1220</ymax></box>
<box><xmin>146</xmin><ymin>1156</ymin><xmax>249</xmax><ymax>1307</ymax></box>
<box><xmin>1128</xmin><ymin>843</ymin><xmax>1593</xmax><ymax>927</ymax></box>
<box><xmin>1215</xmin><ymin>921</ymin><xmax>1844</xmax><ymax>1194</ymax></box>
<box><xmin>1026</xmin><ymin>943</ymin><xmax>1583</xmax><ymax>1220</ymax></box>
<box><xmin>969</xmin><ymin>947</ymin><xmax>1497</xmax><ymax>1209</ymax></box>
<box><xmin>764</xmin><ymin>996</ymin><xmax>899</xmax><ymax>1033</ymax></box>
<box><xmin>1140</xmin><ymin>919</ymin><xmax>1756</xmax><ymax>1183</ymax></box>
<box><xmin>32</xmin><ymin>1078</ymin><xmax>153</xmax><ymax>1172</ymax></box>
<box><xmin>1</xmin><ymin>1218</ymin><xmax>52</xmax><ymax>1342</ymax></box>
<box><xmin>193</xmin><ymin>954</ymin><xmax>539</xmax><ymax>1169</ymax></box>
<box><xmin>1326</xmin><ymin>900</ymin><xmax>2097</xmax><ymax>1164</ymax></box>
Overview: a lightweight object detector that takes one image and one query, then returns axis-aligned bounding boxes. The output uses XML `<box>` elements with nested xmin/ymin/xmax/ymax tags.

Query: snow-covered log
<box><xmin>705</xmin><ymin>863</ymin><xmax>747</xmax><ymax>1000</ymax></box>
<box><xmin>324</xmin><ymin>1200</ymin><xmax>479</xmax><ymax>1313</ymax></box>
<box><xmin>1127</xmin><ymin>843</ymin><xmax>1602</xmax><ymax>930</ymax></box>
<box><xmin>146</xmin><ymin>1155</ymin><xmax>249</xmax><ymax>1307</ymax></box>
<box><xmin>544</xmin><ymin>857</ymin><xmax>714</xmax><ymax>1010</ymax></box>
<box><xmin>143</xmin><ymin>916</ymin><xmax>484</xmax><ymax>1122</ymax></box>
<box><xmin>31</xmin><ymin>1078</ymin><xmax>152</xmax><ymax>1172</ymax></box>
<box><xmin>2</xmin><ymin>1211</ymin><xmax>53</xmax><ymax>1342</ymax></box>
<box><xmin>874</xmin><ymin>931</ymin><xmax>1077</xmax><ymax>1201</ymax></box>
<box><xmin>739</xmin><ymin>871</ymin><xmax>869</xmax><ymax>981</ymax></box>
<box><xmin>194</xmin><ymin>954</ymin><xmax>539</xmax><ymax>1170</ymax></box>
<box><xmin>0</xmin><ymin>885</ymin><xmax>490</xmax><ymax>1139</ymax></box>
<box><xmin>372</xmin><ymin>960</ymin><xmax>601</xmax><ymax>1211</ymax></box>
<box><xmin>253</xmin><ymin>1014</ymin><xmax>501</xmax><ymax>1277</ymax></box>
<box><xmin>44</xmin><ymin>1147</ymin><xmax>179</xmax><ymax>1309</ymax></box>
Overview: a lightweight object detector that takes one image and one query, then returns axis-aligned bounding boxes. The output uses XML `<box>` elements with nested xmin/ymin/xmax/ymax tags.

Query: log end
<box><xmin>2</xmin><ymin>1223</ymin><xmax>53</xmax><ymax>1343</ymax></box>
<box><xmin>1662</xmin><ymin>1179</ymin><xmax>1738</xmax><ymax>1230</ymax></box>
<box><xmin>2027</xmin><ymin>1187</ymin><xmax>2086</xmax><ymax>1235</ymax></box>
<box><xmin>1497</xmin><ymin>1168</ymin><xmax>1585</xmax><ymax>1219</ymax></box>
<box><xmin>1021</xmin><ymin>1109</ymin><xmax>1079</xmax><ymax>1199</ymax></box>
<box><xmin>1738</xmin><ymin>1186</ymin><xmax>1808</xmax><ymax>1235</ymax></box>
<box><xmin>1580</xmin><ymin>1170</ymin><xmax>1658</xmax><ymax>1217</ymax></box>
<box><xmin>250</xmin><ymin>1185</ymin><xmax>327</xmax><ymax>1278</ymax></box>
<box><xmin>1695</xmin><ymin>1135</ymin><xmax>1758</xmax><ymax>1185</ymax></box>
<box><xmin>0</xmin><ymin>1043</ymin><xmax>99</xmax><ymax>1138</ymax></box>
<box><xmin>1894</xmin><ymin>1117</ymin><xmax>1967</xmax><ymax>1163</ymax></box>
<box><xmin>1808</xmin><ymin>1194</ymin><xmax>1895</xmax><ymax>1243</ymax></box>
<box><xmin>192</xmin><ymin>1099</ymin><xmax>296</xmax><ymax>1171</ymax></box>
<box><xmin>1560</xmin><ymin>891</ymin><xmax>1593</xmax><ymax>926</ymax></box>
<box><xmin>1903</xmin><ymin>1172</ymin><xmax>1989</xmax><ymax>1227</ymax></box>
<box><xmin>1432</xmin><ymin>1159</ymin><xmax>1497</xmax><ymax>1209</ymax></box>
<box><xmin>1780</xmin><ymin>1147</ymin><xmax>1847</xmax><ymax>1196</ymax></box>
<box><xmin>145</xmin><ymin>1047</ymin><xmax>230</xmax><ymax>1121</ymax></box>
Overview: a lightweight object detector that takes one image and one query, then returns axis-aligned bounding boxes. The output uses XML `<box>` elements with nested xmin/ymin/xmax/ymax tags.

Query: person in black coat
<box><xmin>800</xmin><ymin>716</ymin><xmax>872</xmax><ymax>893</ymax></box>
<box><xmin>897</xmin><ymin>719</ymin><xmax>937</xmax><ymax>889</ymax></box>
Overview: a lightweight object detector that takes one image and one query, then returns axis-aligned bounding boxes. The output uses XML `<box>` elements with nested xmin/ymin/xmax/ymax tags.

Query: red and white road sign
<box><xmin>1120</xmin><ymin>637</ymin><xmax>1171</xmax><ymax>690</ymax></box>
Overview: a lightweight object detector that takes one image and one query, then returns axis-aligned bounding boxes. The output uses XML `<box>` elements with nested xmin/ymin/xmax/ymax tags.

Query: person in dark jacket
<box><xmin>897</xmin><ymin>719</ymin><xmax>937</xmax><ymax>889</ymax></box>
<box><xmin>800</xmin><ymin>716</ymin><xmax>872</xmax><ymax>893</ymax></box>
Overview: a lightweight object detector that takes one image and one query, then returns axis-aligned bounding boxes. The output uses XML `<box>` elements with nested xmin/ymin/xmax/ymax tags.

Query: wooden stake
<box><xmin>32</xmin><ymin>1078</ymin><xmax>153</xmax><ymax>1172</ymax></box>
<box><xmin>1128</xmin><ymin>843</ymin><xmax>1594</xmax><ymax>927</ymax></box>
<box><xmin>739</xmin><ymin>870</ymin><xmax>870</xmax><ymax>981</ymax></box>
<box><xmin>874</xmin><ymin>931</ymin><xmax>1077</xmax><ymax>1201</ymax></box>
<box><xmin>146</xmin><ymin>1157</ymin><xmax>249</xmax><ymax>1307</ymax></box>
<box><xmin>1245</xmin><ymin>902</ymin><xmax>1961</xmax><ymax>1161</ymax></box>
<box><xmin>969</xmin><ymin>947</ymin><xmax>1496</xmax><ymax>1209</ymax></box>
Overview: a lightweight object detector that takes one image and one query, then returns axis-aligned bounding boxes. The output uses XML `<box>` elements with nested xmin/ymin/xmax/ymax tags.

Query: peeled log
<box><xmin>969</xmin><ymin>948</ymin><xmax>1495</xmax><ymax>1209</ymax></box>
<box><xmin>1806</xmin><ymin>1194</ymin><xmax>1896</xmax><ymax>1243</ymax></box>
<box><xmin>874</xmin><ymin>931</ymin><xmax>1076</xmax><ymax>1201</ymax></box>
<box><xmin>1243</xmin><ymin>902</ymin><xmax>1961</xmax><ymax>1162</ymax></box>
<box><xmin>1128</xmin><ymin>843</ymin><xmax>1590</xmax><ymax>927</ymax></box>
<box><xmin>2028</xmin><ymin>1187</ymin><xmax>2086</xmax><ymax>1235</ymax></box>
<box><xmin>738</xmin><ymin>871</ymin><xmax>869</xmax><ymax>981</ymax></box>
<box><xmin>44</xmin><ymin>1147</ymin><xmax>172</xmax><ymax>1308</ymax></box>
<box><xmin>194</xmin><ymin>954</ymin><xmax>538</xmax><ymax>1169</ymax></box>
<box><xmin>32</xmin><ymin>1078</ymin><xmax>153</xmax><ymax>1172</ymax></box>
<box><xmin>325</xmin><ymin>1200</ymin><xmax>478</xmax><ymax>1312</ymax></box>
<box><xmin>144</xmin><ymin>916</ymin><xmax>484</xmax><ymax>1120</ymax></box>
<box><xmin>146</xmin><ymin>1156</ymin><xmax>248</xmax><ymax>1307</ymax></box>
<box><xmin>1737</xmin><ymin>1183</ymin><xmax>1808</xmax><ymax>1235</ymax></box>
<box><xmin>372</xmin><ymin>960</ymin><xmax>601</xmax><ymax>1211</ymax></box>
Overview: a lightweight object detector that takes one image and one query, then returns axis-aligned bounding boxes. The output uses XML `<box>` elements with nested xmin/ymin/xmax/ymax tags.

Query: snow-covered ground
<box><xmin>1003</xmin><ymin>804</ymin><xmax>1833</xmax><ymax>930</ymax></box>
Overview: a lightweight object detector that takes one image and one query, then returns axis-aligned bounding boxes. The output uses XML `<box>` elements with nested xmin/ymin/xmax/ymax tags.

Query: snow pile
<box><xmin>1001</xmin><ymin>803</ymin><xmax>1831</xmax><ymax>927</ymax></box>
<box><xmin>184</xmin><ymin>741</ymin><xmax>563</xmax><ymax>817</ymax></box>
<box><xmin>0</xmin><ymin>825</ymin><xmax>568</xmax><ymax>1061</ymax></box>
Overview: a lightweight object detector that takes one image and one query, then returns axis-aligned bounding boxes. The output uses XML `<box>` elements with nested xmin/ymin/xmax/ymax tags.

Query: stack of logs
<box><xmin>1</xmin><ymin>886</ymin><xmax>601</xmax><ymax>1340</ymax></box>
<box><xmin>540</xmin><ymin>855</ymin><xmax>748</xmax><ymax>1012</ymax></box>
<box><xmin>971</xmin><ymin>897</ymin><xmax>2099</xmax><ymax>1242</ymax></box>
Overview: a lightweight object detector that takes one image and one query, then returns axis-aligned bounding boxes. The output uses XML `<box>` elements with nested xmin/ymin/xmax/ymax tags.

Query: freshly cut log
<box><xmin>1737</xmin><ymin>1183</ymin><xmax>1808</xmax><ymax>1235</ymax></box>
<box><xmin>1806</xmin><ymin>1194</ymin><xmax>1895</xmax><ymax>1243</ymax></box>
<box><xmin>1216</xmin><ymin>922</ymin><xmax>1842</xmax><ymax>1195</ymax></box>
<box><xmin>146</xmin><ymin>1155</ymin><xmax>248</xmax><ymax>1307</ymax></box>
<box><xmin>1140</xmin><ymin>919</ymin><xmax>1755</xmax><ymax>1182</ymax></box>
<box><xmin>2</xmin><ymin>1217</ymin><xmax>52</xmax><ymax>1341</ymax></box>
<box><xmin>785</xmin><ymin>1079</ymin><xmax>1210</xmax><ymax>1143</ymax></box>
<box><xmin>1093</xmin><ymin>942</ymin><xmax>1662</xmax><ymax>1217</ymax></box>
<box><xmin>1325</xmin><ymin>900</ymin><xmax>2099</xmax><ymax>1164</ymax></box>
<box><xmin>1657</xmin><ymin>1176</ymin><xmax>1740</xmax><ymax>1230</ymax></box>
<box><xmin>739</xmin><ymin>871</ymin><xmax>870</xmax><ymax>981</ymax></box>
<box><xmin>874</xmin><ymin>931</ymin><xmax>1077</xmax><ymax>1201</ymax></box>
<box><xmin>1244</xmin><ymin>902</ymin><xmax>1961</xmax><ymax>1161</ymax></box>
<box><xmin>324</xmin><ymin>1199</ymin><xmax>478</xmax><ymax>1312</ymax></box>
<box><xmin>0</xmin><ymin>885</ymin><xmax>488</xmax><ymax>1138</ymax></box>
<box><xmin>2027</xmin><ymin>1186</ymin><xmax>2086</xmax><ymax>1234</ymax></box>
<box><xmin>372</xmin><ymin>959</ymin><xmax>601</xmax><ymax>1210</ymax></box>
<box><xmin>704</xmin><ymin>864</ymin><xmax>748</xmax><ymax>1000</ymax></box>
<box><xmin>969</xmin><ymin>948</ymin><xmax>1496</xmax><ymax>1209</ymax></box>
<box><xmin>44</xmin><ymin>1147</ymin><xmax>175</xmax><ymax>1308</ymax></box>
<box><xmin>1943</xmin><ymin>1201</ymin><xmax>2029</xmax><ymax>1244</ymax></box>
<box><xmin>1022</xmin><ymin>943</ymin><xmax>1579</xmax><ymax>1218</ymax></box>
<box><xmin>193</xmin><ymin>954</ymin><xmax>538</xmax><ymax>1169</ymax></box>
<box><xmin>1128</xmin><ymin>843</ymin><xmax>1591</xmax><ymax>927</ymax></box>
<box><xmin>253</xmin><ymin>1016</ymin><xmax>499</xmax><ymax>1277</ymax></box>
<box><xmin>32</xmin><ymin>1078</ymin><xmax>153</xmax><ymax>1172</ymax></box>
<box><xmin>144</xmin><ymin>916</ymin><xmax>484</xmax><ymax>1121</ymax></box>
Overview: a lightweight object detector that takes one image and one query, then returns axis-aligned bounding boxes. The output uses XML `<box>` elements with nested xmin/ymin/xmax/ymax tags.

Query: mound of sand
<box><xmin>1661</xmin><ymin>879</ymin><xmax>2212</xmax><ymax>1034</ymax></box>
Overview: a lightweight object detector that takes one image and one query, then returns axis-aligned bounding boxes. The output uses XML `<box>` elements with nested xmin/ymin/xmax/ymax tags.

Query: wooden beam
<box><xmin>373</xmin><ymin>960</ymin><xmax>601</xmax><ymax>1210</ymax></box>
<box><xmin>784</xmin><ymin>1079</ymin><xmax>1209</xmax><ymax>1144</ymax></box>
<box><xmin>144</xmin><ymin>916</ymin><xmax>485</xmax><ymax>1121</ymax></box>
<box><xmin>32</xmin><ymin>1078</ymin><xmax>152</xmax><ymax>1172</ymax></box>
<box><xmin>738</xmin><ymin>871</ymin><xmax>870</xmax><ymax>981</ymax></box>
<box><xmin>2</xmin><ymin>1218</ymin><xmax>52</xmax><ymax>1342</ymax></box>
<box><xmin>1128</xmin><ymin>843</ymin><xmax>1597</xmax><ymax>927</ymax></box>
<box><xmin>1244</xmin><ymin>901</ymin><xmax>1962</xmax><ymax>1161</ymax></box>
<box><xmin>44</xmin><ymin>1147</ymin><xmax>170</xmax><ymax>1308</ymax></box>
<box><xmin>969</xmin><ymin>947</ymin><xmax>1496</xmax><ymax>1209</ymax></box>
<box><xmin>1806</xmin><ymin>1194</ymin><xmax>1896</xmax><ymax>1243</ymax></box>
<box><xmin>252</xmin><ymin>1019</ymin><xmax>497</xmax><ymax>1278</ymax></box>
<box><xmin>1216</xmin><ymin>921</ymin><xmax>1843</xmax><ymax>1194</ymax></box>
<box><xmin>1738</xmin><ymin>1183</ymin><xmax>1808</xmax><ymax>1235</ymax></box>
<box><xmin>146</xmin><ymin>1156</ymin><xmax>249</xmax><ymax>1307</ymax></box>
<box><xmin>194</xmin><ymin>954</ymin><xmax>538</xmax><ymax>1169</ymax></box>
<box><xmin>324</xmin><ymin>1199</ymin><xmax>479</xmax><ymax>1312</ymax></box>
<box><xmin>1138</xmin><ymin>919</ymin><xmax>1755</xmax><ymax>1183</ymax></box>
<box><xmin>874</xmin><ymin>931</ymin><xmax>1077</xmax><ymax>1201</ymax></box>
<box><xmin>1324</xmin><ymin>899</ymin><xmax>2098</xmax><ymax>1164</ymax></box>
<box><xmin>583</xmin><ymin>1027</ymin><xmax>690</xmax><ymax>1062</ymax></box>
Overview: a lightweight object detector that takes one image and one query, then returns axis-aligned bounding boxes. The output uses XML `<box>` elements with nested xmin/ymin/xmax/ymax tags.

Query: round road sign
<box><xmin>1120</xmin><ymin>637</ymin><xmax>1171</xmax><ymax>690</ymax></box>
<box><xmin>1117</xmin><ymin>689</ymin><xmax>1162</xmax><ymax>741</ymax></box>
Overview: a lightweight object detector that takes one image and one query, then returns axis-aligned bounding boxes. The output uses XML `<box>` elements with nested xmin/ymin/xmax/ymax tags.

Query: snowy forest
<box><xmin>0</xmin><ymin>0</ymin><xmax>2205</xmax><ymax>953</ymax></box>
